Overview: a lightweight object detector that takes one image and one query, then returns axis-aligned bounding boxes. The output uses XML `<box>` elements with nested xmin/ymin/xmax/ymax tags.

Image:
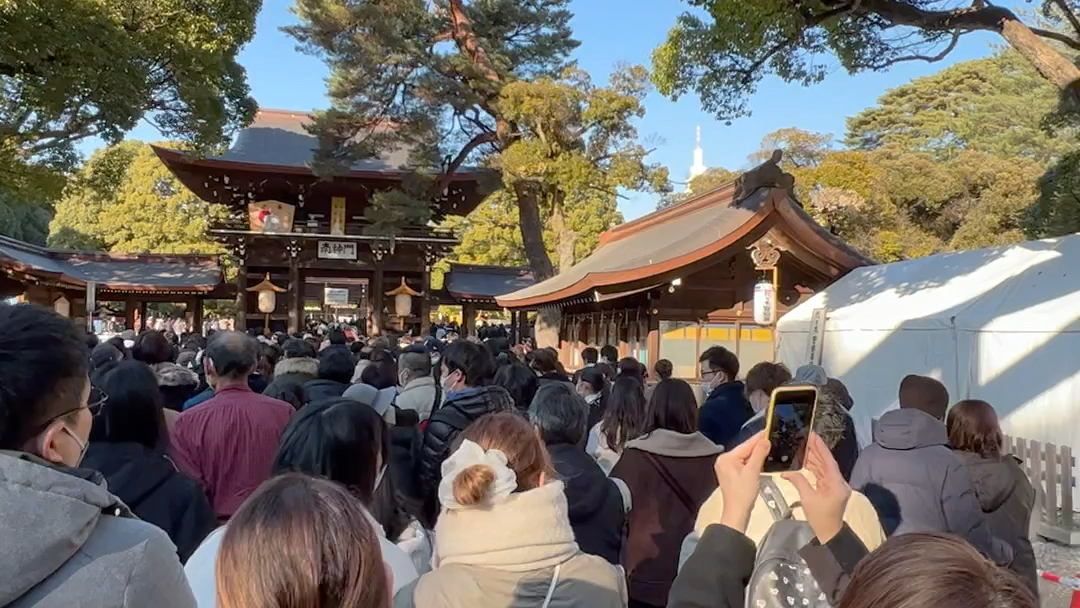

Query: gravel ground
<box><xmin>1036</xmin><ymin>539</ymin><xmax>1080</xmax><ymax>607</ymax></box>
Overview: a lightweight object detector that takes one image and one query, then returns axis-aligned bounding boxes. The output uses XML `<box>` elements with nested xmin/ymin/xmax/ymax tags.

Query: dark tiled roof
<box><xmin>0</xmin><ymin>236</ymin><xmax>222</xmax><ymax>292</ymax></box>
<box><xmin>444</xmin><ymin>264</ymin><xmax>534</xmax><ymax>301</ymax></box>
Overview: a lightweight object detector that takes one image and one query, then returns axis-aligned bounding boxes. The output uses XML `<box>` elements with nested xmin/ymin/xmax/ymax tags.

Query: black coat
<box><xmin>415</xmin><ymin>385</ymin><xmax>516</xmax><ymax>523</ymax></box>
<box><xmin>547</xmin><ymin>442</ymin><xmax>625</xmax><ymax>565</ymax></box>
<box><xmin>302</xmin><ymin>378</ymin><xmax>350</xmax><ymax>405</ymax></box>
<box><xmin>955</xmin><ymin>450</ymin><xmax>1039</xmax><ymax>591</ymax></box>
<box><xmin>699</xmin><ymin>381</ymin><xmax>753</xmax><ymax>449</ymax></box>
<box><xmin>263</xmin><ymin>357</ymin><xmax>319</xmax><ymax>410</ymax></box>
<box><xmin>82</xmin><ymin>441</ymin><xmax>216</xmax><ymax>563</ymax></box>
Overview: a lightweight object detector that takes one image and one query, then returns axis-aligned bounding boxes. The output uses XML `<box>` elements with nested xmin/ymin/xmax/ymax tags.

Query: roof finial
<box><xmin>688</xmin><ymin>125</ymin><xmax>707</xmax><ymax>191</ymax></box>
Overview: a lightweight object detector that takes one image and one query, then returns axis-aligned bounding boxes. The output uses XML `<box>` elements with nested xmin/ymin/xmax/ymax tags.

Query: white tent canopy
<box><xmin>777</xmin><ymin>235</ymin><xmax>1080</xmax><ymax>454</ymax></box>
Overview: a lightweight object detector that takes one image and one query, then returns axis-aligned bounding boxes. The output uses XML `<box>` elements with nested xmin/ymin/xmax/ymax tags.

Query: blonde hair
<box><xmin>451</xmin><ymin>413</ymin><xmax>555</xmax><ymax>507</ymax></box>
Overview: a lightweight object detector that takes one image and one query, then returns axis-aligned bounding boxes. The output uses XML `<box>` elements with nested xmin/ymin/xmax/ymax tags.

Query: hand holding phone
<box><xmin>763</xmin><ymin>385</ymin><xmax>818</xmax><ymax>473</ymax></box>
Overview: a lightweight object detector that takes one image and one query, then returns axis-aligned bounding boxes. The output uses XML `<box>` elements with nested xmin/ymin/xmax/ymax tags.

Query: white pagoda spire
<box><xmin>687</xmin><ymin>125</ymin><xmax>706</xmax><ymax>191</ymax></box>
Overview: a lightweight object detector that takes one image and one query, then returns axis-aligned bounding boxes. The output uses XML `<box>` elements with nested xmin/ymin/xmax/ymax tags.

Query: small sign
<box><xmin>330</xmin><ymin>197</ymin><xmax>346</xmax><ymax>235</ymax></box>
<box><xmin>806</xmin><ymin>307</ymin><xmax>827</xmax><ymax>365</ymax></box>
<box><xmin>324</xmin><ymin>287</ymin><xmax>350</xmax><ymax>307</ymax></box>
<box><xmin>317</xmin><ymin>241</ymin><xmax>357</xmax><ymax>260</ymax></box>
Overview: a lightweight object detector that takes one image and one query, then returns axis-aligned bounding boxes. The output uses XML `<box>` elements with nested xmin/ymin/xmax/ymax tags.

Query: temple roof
<box><xmin>0</xmin><ymin>236</ymin><xmax>222</xmax><ymax>293</ymax></box>
<box><xmin>443</xmin><ymin>263</ymin><xmax>534</xmax><ymax>303</ymax></box>
<box><xmin>496</xmin><ymin>183</ymin><xmax>873</xmax><ymax>308</ymax></box>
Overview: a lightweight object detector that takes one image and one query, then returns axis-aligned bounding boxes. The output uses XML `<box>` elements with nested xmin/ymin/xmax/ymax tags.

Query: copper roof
<box><xmin>496</xmin><ymin>184</ymin><xmax>873</xmax><ymax>308</ymax></box>
<box><xmin>0</xmin><ymin>236</ymin><xmax>222</xmax><ymax>292</ymax></box>
<box><xmin>444</xmin><ymin>264</ymin><xmax>535</xmax><ymax>302</ymax></box>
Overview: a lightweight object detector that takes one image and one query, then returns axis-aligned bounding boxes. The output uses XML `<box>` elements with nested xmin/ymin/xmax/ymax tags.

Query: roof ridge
<box><xmin>598</xmin><ymin>180</ymin><xmax>739</xmax><ymax>248</ymax></box>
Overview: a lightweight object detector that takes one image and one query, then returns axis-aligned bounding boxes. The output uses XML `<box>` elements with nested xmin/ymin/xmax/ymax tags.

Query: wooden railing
<box><xmin>1004</xmin><ymin>435</ymin><xmax>1079</xmax><ymax>544</ymax></box>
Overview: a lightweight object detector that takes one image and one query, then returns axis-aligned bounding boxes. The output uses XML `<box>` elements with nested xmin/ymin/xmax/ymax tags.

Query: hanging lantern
<box><xmin>246</xmin><ymin>274</ymin><xmax>287</xmax><ymax>329</ymax></box>
<box><xmin>753</xmin><ymin>280</ymin><xmax>776</xmax><ymax>325</ymax></box>
<box><xmin>53</xmin><ymin>295</ymin><xmax>71</xmax><ymax>318</ymax></box>
<box><xmin>385</xmin><ymin>277</ymin><xmax>422</xmax><ymax>318</ymax></box>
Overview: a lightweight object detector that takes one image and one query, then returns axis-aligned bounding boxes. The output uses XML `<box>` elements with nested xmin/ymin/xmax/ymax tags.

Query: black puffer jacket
<box><xmin>955</xmin><ymin>450</ymin><xmax>1038</xmax><ymax>591</ymax></box>
<box><xmin>81</xmin><ymin>441</ymin><xmax>216</xmax><ymax>563</ymax></box>
<box><xmin>302</xmin><ymin>378</ymin><xmax>350</xmax><ymax>405</ymax></box>
<box><xmin>548</xmin><ymin>442</ymin><xmax>625</xmax><ymax>565</ymax></box>
<box><xmin>263</xmin><ymin>357</ymin><xmax>319</xmax><ymax>409</ymax></box>
<box><xmin>415</xmin><ymin>385</ymin><xmax>516</xmax><ymax>522</ymax></box>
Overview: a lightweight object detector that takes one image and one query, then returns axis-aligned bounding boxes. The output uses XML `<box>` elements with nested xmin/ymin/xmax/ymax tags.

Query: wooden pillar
<box><xmin>419</xmin><ymin>269</ymin><xmax>432</xmax><ymax>338</ymax></box>
<box><xmin>510</xmin><ymin>311</ymin><xmax>519</xmax><ymax>344</ymax></box>
<box><xmin>191</xmin><ymin>297</ymin><xmax>204</xmax><ymax>335</ymax></box>
<box><xmin>235</xmin><ymin>266</ymin><xmax>248</xmax><ymax>331</ymax></box>
<box><xmin>124</xmin><ymin>296</ymin><xmax>136</xmax><ymax>330</ymax></box>
<box><xmin>518</xmin><ymin>310</ymin><xmax>529</xmax><ymax>344</ymax></box>
<box><xmin>288</xmin><ymin>261</ymin><xmax>302</xmax><ymax>335</ymax></box>
<box><xmin>647</xmin><ymin>312</ymin><xmax>660</xmax><ymax>369</ymax></box>
<box><xmin>139</xmin><ymin>301</ymin><xmax>149</xmax><ymax>332</ymax></box>
<box><xmin>372</xmin><ymin>264</ymin><xmax>384</xmax><ymax>336</ymax></box>
<box><xmin>462</xmin><ymin>302</ymin><xmax>476</xmax><ymax>337</ymax></box>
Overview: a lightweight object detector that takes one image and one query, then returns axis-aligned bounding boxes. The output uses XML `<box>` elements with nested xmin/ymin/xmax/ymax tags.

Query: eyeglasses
<box><xmin>701</xmin><ymin>369</ymin><xmax>721</xmax><ymax>378</ymax></box>
<box><xmin>19</xmin><ymin>387</ymin><xmax>108</xmax><ymax>447</ymax></box>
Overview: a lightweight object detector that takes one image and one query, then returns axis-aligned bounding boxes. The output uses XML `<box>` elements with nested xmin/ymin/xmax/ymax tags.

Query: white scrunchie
<box><xmin>438</xmin><ymin>439</ymin><xmax>518</xmax><ymax>510</ymax></box>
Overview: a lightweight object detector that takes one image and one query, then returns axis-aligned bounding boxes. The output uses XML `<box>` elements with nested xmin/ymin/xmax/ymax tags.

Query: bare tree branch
<box><xmin>865</xmin><ymin>28</ymin><xmax>966</xmax><ymax>69</ymax></box>
<box><xmin>435</xmin><ymin>131</ymin><xmax>497</xmax><ymax>193</ymax></box>
<box><xmin>1051</xmin><ymin>0</ymin><xmax>1080</xmax><ymax>40</ymax></box>
<box><xmin>1030</xmin><ymin>26</ymin><xmax>1080</xmax><ymax>51</ymax></box>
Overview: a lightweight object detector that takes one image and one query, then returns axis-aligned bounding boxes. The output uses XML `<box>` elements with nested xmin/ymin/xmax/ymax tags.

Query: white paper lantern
<box><xmin>753</xmin><ymin>281</ymin><xmax>776</xmax><ymax>325</ymax></box>
<box><xmin>394</xmin><ymin>293</ymin><xmax>413</xmax><ymax>318</ymax></box>
<box><xmin>257</xmin><ymin>290</ymin><xmax>277</xmax><ymax>314</ymax></box>
<box><xmin>53</xmin><ymin>295</ymin><xmax>71</xmax><ymax>318</ymax></box>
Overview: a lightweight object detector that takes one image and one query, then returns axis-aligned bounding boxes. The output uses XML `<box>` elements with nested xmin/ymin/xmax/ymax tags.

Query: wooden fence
<box><xmin>1004</xmin><ymin>435</ymin><xmax>1079</xmax><ymax>545</ymax></box>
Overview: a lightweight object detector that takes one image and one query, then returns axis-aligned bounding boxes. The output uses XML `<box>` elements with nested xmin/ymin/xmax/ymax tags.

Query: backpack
<box><xmin>745</xmin><ymin>477</ymin><xmax>829</xmax><ymax>608</ymax></box>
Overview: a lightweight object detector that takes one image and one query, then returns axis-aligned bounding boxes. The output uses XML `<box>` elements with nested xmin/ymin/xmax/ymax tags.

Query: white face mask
<box><xmin>583</xmin><ymin>392</ymin><xmax>602</xmax><ymax>405</ymax></box>
<box><xmin>62</xmin><ymin>424</ymin><xmax>89</xmax><ymax>467</ymax></box>
<box><xmin>441</xmin><ymin>370</ymin><xmax>460</xmax><ymax>393</ymax></box>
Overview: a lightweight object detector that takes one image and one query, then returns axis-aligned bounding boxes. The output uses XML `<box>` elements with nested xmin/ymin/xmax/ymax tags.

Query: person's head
<box><xmin>947</xmin><ymin>400</ymin><xmax>1003</xmax><ymax>459</ymax></box>
<box><xmin>699</xmin><ymin>346</ymin><xmax>739</xmax><ymax>391</ymax></box>
<box><xmin>361</xmin><ymin>352</ymin><xmax>397</xmax><ymax>390</ymax></box>
<box><xmin>104</xmin><ymin>335</ymin><xmax>128</xmax><ymax>358</ymax></box>
<box><xmin>451</xmin><ymin>413</ymin><xmax>556</xmax><ymax>507</ymax></box>
<box><xmin>493</xmin><ymin>362</ymin><xmax>539</xmax><ymax>412</ymax></box>
<box><xmin>440</xmin><ymin>340</ymin><xmax>495</xmax><ymax>392</ymax></box>
<box><xmin>327</xmin><ymin>329</ymin><xmax>347</xmax><ymax>346</ymax></box>
<box><xmin>792</xmin><ymin>364</ymin><xmax>828</xmax><ymax>387</ymax></box>
<box><xmin>581</xmin><ymin>347</ymin><xmax>599</xmax><ymax>366</ymax></box>
<box><xmin>599</xmin><ymin>345</ymin><xmax>618</xmax><ymax>364</ymax></box>
<box><xmin>0</xmin><ymin>304</ymin><xmax>93</xmax><ymax>468</ymax></box>
<box><xmin>85</xmin><ymin>332</ymin><xmax>100</xmax><ymax>350</ymax></box>
<box><xmin>132</xmin><ymin>330</ymin><xmax>175</xmax><ymax>365</ymax></box>
<box><xmin>398</xmin><ymin>349</ymin><xmax>432</xmax><ymax>386</ymax></box>
<box><xmin>528</xmin><ymin>348</ymin><xmax>559</xmax><ymax>375</ymax></box>
<box><xmin>282</xmin><ymin>337</ymin><xmax>315</xmax><ymax>360</ymax></box>
<box><xmin>90</xmin><ymin>342</ymin><xmax>123</xmax><ymax>371</ymax></box>
<box><xmin>898</xmin><ymin>374</ymin><xmax>949</xmax><ymax>420</ymax></box>
<box><xmin>838</xmin><ymin>532</ymin><xmax>1036</xmax><ymax>608</ymax></box>
<box><xmin>91</xmin><ymin>360</ymin><xmax>169</xmax><ymax>449</ymax></box>
<box><xmin>744</xmin><ymin>362</ymin><xmax>792</xmax><ymax>412</ymax></box>
<box><xmin>825</xmin><ymin>377</ymin><xmax>854</xmax><ymax>411</ymax></box>
<box><xmin>616</xmin><ymin>357</ymin><xmax>645</xmax><ymax>381</ymax></box>
<box><xmin>217</xmin><ymin>473</ymin><xmax>390</xmax><ymax>608</ymax></box>
<box><xmin>644</xmin><ymin>378</ymin><xmax>698</xmax><ymax>435</ymax></box>
<box><xmin>654</xmin><ymin>359</ymin><xmax>673</xmax><ymax>381</ymax></box>
<box><xmin>528</xmin><ymin>382</ymin><xmax>588</xmax><ymax>447</ymax></box>
<box><xmin>203</xmin><ymin>331</ymin><xmax>259</xmax><ymax>387</ymax></box>
<box><xmin>601</xmin><ymin>376</ymin><xmax>648</xmax><ymax>451</ymax></box>
<box><xmin>272</xmin><ymin>398</ymin><xmax>387</xmax><ymax>507</ymax></box>
<box><xmin>317</xmin><ymin>346</ymin><xmax>356</xmax><ymax>385</ymax></box>
<box><xmin>577</xmin><ymin>366</ymin><xmax>606</xmax><ymax>398</ymax></box>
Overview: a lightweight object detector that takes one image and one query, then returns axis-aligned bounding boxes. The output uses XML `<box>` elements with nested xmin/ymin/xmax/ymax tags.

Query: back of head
<box><xmin>602</xmin><ymin>376</ymin><xmax>649</xmax><ymax>451</ymax></box>
<box><xmin>282</xmin><ymin>337</ymin><xmax>314</xmax><ymax>360</ymax></box>
<box><xmin>217</xmin><ymin>473</ymin><xmax>388</xmax><ymax>608</ymax></box>
<box><xmin>493</xmin><ymin>362</ymin><xmax>539</xmax><ymax>412</ymax></box>
<box><xmin>600</xmin><ymin>345</ymin><xmax>618</xmax><ymax>363</ymax></box>
<box><xmin>578</xmin><ymin>366</ymin><xmax>606</xmax><ymax>394</ymax></box>
<box><xmin>839</xmin><ymin>532</ymin><xmax>1036</xmax><ymax>608</ymax></box>
<box><xmin>317</xmin><ymin>346</ymin><xmax>355</xmax><ymax>385</ymax></box>
<box><xmin>204</xmin><ymin>331</ymin><xmax>258</xmax><ymax>382</ymax></box>
<box><xmin>947</xmin><ymin>400</ymin><xmax>1003</xmax><ymax>459</ymax></box>
<box><xmin>442</xmin><ymin>340</ymin><xmax>495</xmax><ymax>388</ymax></box>
<box><xmin>699</xmin><ymin>345</ymin><xmax>739</xmax><ymax>380</ymax></box>
<box><xmin>529</xmin><ymin>348</ymin><xmax>559</xmax><ymax>375</ymax></box>
<box><xmin>360</xmin><ymin>354</ymin><xmax>396</xmax><ymax>390</ymax></box>
<box><xmin>617</xmin><ymin>357</ymin><xmax>644</xmax><ymax>381</ymax></box>
<box><xmin>528</xmin><ymin>382</ymin><xmax>588</xmax><ymax>447</ymax></box>
<box><xmin>898</xmin><ymin>375</ymin><xmax>949</xmax><ymax>420</ymax></box>
<box><xmin>825</xmin><ymin>377</ymin><xmax>853</xmax><ymax>411</ymax></box>
<box><xmin>581</xmin><ymin>347</ymin><xmax>599</xmax><ymax>365</ymax></box>
<box><xmin>0</xmin><ymin>304</ymin><xmax>90</xmax><ymax>451</ymax></box>
<box><xmin>327</xmin><ymin>329</ymin><xmax>346</xmax><ymax>345</ymax></box>
<box><xmin>452</xmin><ymin>412</ymin><xmax>555</xmax><ymax>507</ymax></box>
<box><xmin>792</xmin><ymin>364</ymin><xmax>828</xmax><ymax>387</ymax></box>
<box><xmin>90</xmin><ymin>343</ymin><xmax>123</xmax><ymax>371</ymax></box>
<box><xmin>93</xmin><ymin>360</ymin><xmax>166</xmax><ymax>449</ymax></box>
<box><xmin>272</xmin><ymin>398</ymin><xmax>385</xmax><ymax>506</ymax></box>
<box><xmin>745</xmin><ymin>362</ymin><xmax>792</xmax><ymax>397</ymax></box>
<box><xmin>398</xmin><ymin>349</ymin><xmax>432</xmax><ymax>382</ymax></box>
<box><xmin>654</xmin><ymin>359</ymin><xmax>674</xmax><ymax>381</ymax></box>
<box><xmin>645</xmin><ymin>378</ymin><xmax>698</xmax><ymax>435</ymax></box>
<box><xmin>132</xmin><ymin>330</ymin><xmax>175</xmax><ymax>365</ymax></box>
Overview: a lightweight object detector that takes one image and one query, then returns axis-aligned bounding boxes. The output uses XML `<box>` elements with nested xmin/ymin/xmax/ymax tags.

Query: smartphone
<box><xmin>762</xmin><ymin>385</ymin><xmax>819</xmax><ymax>473</ymax></box>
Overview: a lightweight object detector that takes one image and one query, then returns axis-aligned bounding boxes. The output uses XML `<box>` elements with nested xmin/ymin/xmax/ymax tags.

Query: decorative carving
<box><xmin>748</xmin><ymin>236</ymin><xmax>783</xmax><ymax>269</ymax></box>
<box><xmin>285</xmin><ymin>239</ymin><xmax>302</xmax><ymax>259</ymax></box>
<box><xmin>734</xmin><ymin>149</ymin><xmax>796</xmax><ymax>202</ymax></box>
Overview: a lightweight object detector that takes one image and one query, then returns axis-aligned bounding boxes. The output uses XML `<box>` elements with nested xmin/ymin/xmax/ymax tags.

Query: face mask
<box><xmin>62</xmin><ymin>424</ymin><xmax>89</xmax><ymax>467</ymax></box>
<box><xmin>583</xmin><ymin>392</ymin><xmax>601</xmax><ymax>405</ymax></box>
<box><xmin>441</xmin><ymin>370</ymin><xmax>458</xmax><ymax>393</ymax></box>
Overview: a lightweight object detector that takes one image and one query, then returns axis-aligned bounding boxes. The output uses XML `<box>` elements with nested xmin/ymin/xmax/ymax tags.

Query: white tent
<box><xmin>777</xmin><ymin>234</ymin><xmax>1080</xmax><ymax>456</ymax></box>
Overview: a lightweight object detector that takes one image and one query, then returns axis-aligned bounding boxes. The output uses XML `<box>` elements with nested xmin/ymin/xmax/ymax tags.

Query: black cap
<box><xmin>424</xmin><ymin>338</ymin><xmax>444</xmax><ymax>354</ymax></box>
<box><xmin>282</xmin><ymin>338</ymin><xmax>313</xmax><ymax>359</ymax></box>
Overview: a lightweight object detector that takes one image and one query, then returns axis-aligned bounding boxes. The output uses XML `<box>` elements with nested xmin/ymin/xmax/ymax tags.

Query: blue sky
<box><xmin>93</xmin><ymin>0</ymin><xmax>1008</xmax><ymax>220</ymax></box>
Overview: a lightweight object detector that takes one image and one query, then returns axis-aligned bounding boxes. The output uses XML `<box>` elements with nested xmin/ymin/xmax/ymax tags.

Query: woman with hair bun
<box><xmin>394</xmin><ymin>412</ymin><xmax>626</xmax><ymax>608</ymax></box>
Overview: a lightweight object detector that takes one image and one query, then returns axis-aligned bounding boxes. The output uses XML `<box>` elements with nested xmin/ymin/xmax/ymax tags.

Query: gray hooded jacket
<box><xmin>849</xmin><ymin>409</ymin><xmax>1013</xmax><ymax>565</ymax></box>
<box><xmin>0</xmin><ymin>451</ymin><xmax>196</xmax><ymax>608</ymax></box>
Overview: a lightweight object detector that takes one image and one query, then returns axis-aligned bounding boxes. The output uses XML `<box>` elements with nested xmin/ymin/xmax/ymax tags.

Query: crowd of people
<box><xmin>0</xmin><ymin>301</ymin><xmax>1043</xmax><ymax>608</ymax></box>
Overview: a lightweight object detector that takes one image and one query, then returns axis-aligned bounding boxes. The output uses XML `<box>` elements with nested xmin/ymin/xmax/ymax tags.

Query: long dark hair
<box><xmin>271</xmin><ymin>398</ymin><xmax>411</xmax><ymax>540</ymax></box>
<box><xmin>947</xmin><ymin>399</ymin><xmax>1003</xmax><ymax>459</ymax></box>
<box><xmin>91</xmin><ymin>361</ymin><xmax>169</xmax><ymax>451</ymax></box>
<box><xmin>644</xmin><ymin>378</ymin><xmax>698</xmax><ymax>435</ymax></box>
<box><xmin>601</xmin><ymin>376</ymin><xmax>648</xmax><ymax>451</ymax></box>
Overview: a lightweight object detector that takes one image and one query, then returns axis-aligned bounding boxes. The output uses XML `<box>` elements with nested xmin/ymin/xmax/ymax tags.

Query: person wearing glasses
<box><xmin>0</xmin><ymin>303</ymin><xmax>196</xmax><ymax>608</ymax></box>
<box><xmin>697</xmin><ymin>346</ymin><xmax>752</xmax><ymax>449</ymax></box>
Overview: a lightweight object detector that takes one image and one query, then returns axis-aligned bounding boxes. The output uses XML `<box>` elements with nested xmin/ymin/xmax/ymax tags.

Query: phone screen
<box><xmin>764</xmin><ymin>389</ymin><xmax>817</xmax><ymax>473</ymax></box>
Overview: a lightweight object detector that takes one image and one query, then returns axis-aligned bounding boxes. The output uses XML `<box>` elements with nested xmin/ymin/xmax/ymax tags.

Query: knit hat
<box><xmin>792</xmin><ymin>364</ymin><xmax>828</xmax><ymax>387</ymax></box>
<box><xmin>898</xmin><ymin>375</ymin><xmax>950</xmax><ymax>420</ymax></box>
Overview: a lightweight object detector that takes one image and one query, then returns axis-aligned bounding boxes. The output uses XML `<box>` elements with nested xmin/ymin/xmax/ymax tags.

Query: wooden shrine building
<box><xmin>155</xmin><ymin>109</ymin><xmax>490</xmax><ymax>335</ymax></box>
<box><xmin>0</xmin><ymin>235</ymin><xmax>224</xmax><ymax>332</ymax></box>
<box><xmin>435</xmin><ymin>263</ymin><xmax>534</xmax><ymax>336</ymax></box>
<box><xmin>496</xmin><ymin>171</ymin><xmax>873</xmax><ymax>379</ymax></box>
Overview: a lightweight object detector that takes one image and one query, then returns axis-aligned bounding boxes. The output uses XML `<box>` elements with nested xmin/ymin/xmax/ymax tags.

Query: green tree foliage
<box><xmin>846</xmin><ymin>52</ymin><xmax>1072</xmax><ymax>164</ymax></box>
<box><xmin>750</xmin><ymin>128</ymin><xmax>833</xmax><ymax>168</ymax></box>
<box><xmin>658</xmin><ymin>166</ymin><xmax>740</xmax><ymax>209</ymax></box>
<box><xmin>651</xmin><ymin>1</ymin><xmax>1080</xmax><ymax>121</ymax></box>
<box><xmin>49</xmin><ymin>141</ymin><xmax>229</xmax><ymax>254</ymax></box>
<box><xmin>1031</xmin><ymin>151</ymin><xmax>1080</xmax><ymax>237</ymax></box>
<box><xmin>287</xmin><ymin>0</ymin><xmax>666</xmax><ymax>281</ymax></box>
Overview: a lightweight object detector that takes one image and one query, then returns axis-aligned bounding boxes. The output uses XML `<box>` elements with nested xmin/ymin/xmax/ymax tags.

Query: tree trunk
<box><xmin>999</xmin><ymin>18</ymin><xmax>1080</xmax><ymax>94</ymax></box>
<box><xmin>550</xmin><ymin>193</ymin><xmax>576</xmax><ymax>273</ymax></box>
<box><xmin>513</xmin><ymin>181</ymin><xmax>556</xmax><ymax>281</ymax></box>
